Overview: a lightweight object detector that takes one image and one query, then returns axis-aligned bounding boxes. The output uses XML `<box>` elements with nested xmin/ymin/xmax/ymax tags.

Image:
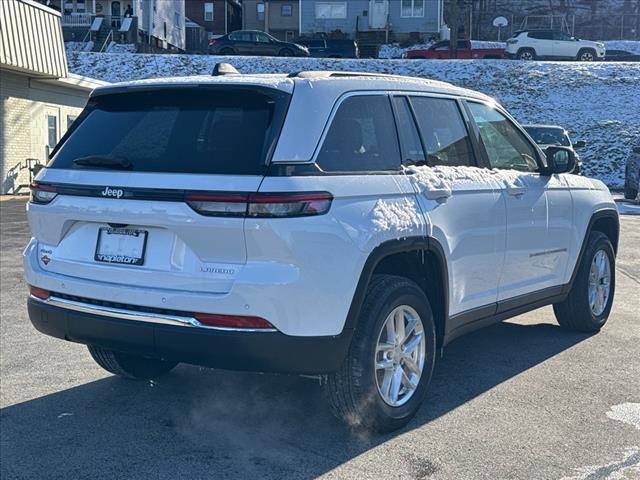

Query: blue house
<box><xmin>299</xmin><ymin>0</ymin><xmax>443</xmax><ymax>43</ymax></box>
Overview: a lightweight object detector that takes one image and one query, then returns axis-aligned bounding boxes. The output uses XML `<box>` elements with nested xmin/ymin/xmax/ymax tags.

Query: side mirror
<box><xmin>545</xmin><ymin>146</ymin><xmax>576</xmax><ymax>174</ymax></box>
<box><xmin>573</xmin><ymin>140</ymin><xmax>586</xmax><ymax>149</ymax></box>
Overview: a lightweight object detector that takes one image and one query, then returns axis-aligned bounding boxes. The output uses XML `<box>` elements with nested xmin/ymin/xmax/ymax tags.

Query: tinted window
<box><xmin>433</xmin><ymin>40</ymin><xmax>449</xmax><ymax>50</ymax></box>
<box><xmin>523</xmin><ymin>127</ymin><xmax>571</xmax><ymax>146</ymax></box>
<box><xmin>528</xmin><ymin>31</ymin><xmax>552</xmax><ymax>40</ymax></box>
<box><xmin>410</xmin><ymin>97</ymin><xmax>474</xmax><ymax>167</ymax></box>
<box><xmin>316</xmin><ymin>96</ymin><xmax>401</xmax><ymax>172</ymax></box>
<box><xmin>254</xmin><ymin>32</ymin><xmax>271</xmax><ymax>43</ymax></box>
<box><xmin>467</xmin><ymin>102</ymin><xmax>539</xmax><ymax>172</ymax></box>
<box><xmin>552</xmin><ymin>31</ymin><xmax>573</xmax><ymax>41</ymax></box>
<box><xmin>50</xmin><ymin>89</ymin><xmax>288</xmax><ymax>175</ymax></box>
<box><xmin>392</xmin><ymin>97</ymin><xmax>424</xmax><ymax>164</ymax></box>
<box><xmin>230</xmin><ymin>31</ymin><xmax>252</xmax><ymax>41</ymax></box>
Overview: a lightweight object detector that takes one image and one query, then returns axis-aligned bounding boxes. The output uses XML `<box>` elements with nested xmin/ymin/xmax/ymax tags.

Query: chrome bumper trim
<box><xmin>30</xmin><ymin>295</ymin><xmax>277</xmax><ymax>332</ymax></box>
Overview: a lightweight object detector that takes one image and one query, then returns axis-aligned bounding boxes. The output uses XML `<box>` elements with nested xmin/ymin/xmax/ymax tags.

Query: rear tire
<box><xmin>220</xmin><ymin>47</ymin><xmax>235</xmax><ymax>56</ymax></box>
<box><xmin>624</xmin><ymin>185</ymin><xmax>638</xmax><ymax>200</ymax></box>
<box><xmin>324</xmin><ymin>275</ymin><xmax>436</xmax><ymax>432</ymax></box>
<box><xmin>553</xmin><ymin>232</ymin><xmax>615</xmax><ymax>332</ymax></box>
<box><xmin>88</xmin><ymin>345</ymin><xmax>178</xmax><ymax>379</ymax></box>
<box><xmin>517</xmin><ymin>48</ymin><xmax>536</xmax><ymax>60</ymax></box>
<box><xmin>578</xmin><ymin>49</ymin><xmax>596</xmax><ymax>61</ymax></box>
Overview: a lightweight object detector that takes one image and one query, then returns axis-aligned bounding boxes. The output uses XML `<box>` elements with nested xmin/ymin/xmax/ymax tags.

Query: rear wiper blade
<box><xmin>73</xmin><ymin>156</ymin><xmax>133</xmax><ymax>170</ymax></box>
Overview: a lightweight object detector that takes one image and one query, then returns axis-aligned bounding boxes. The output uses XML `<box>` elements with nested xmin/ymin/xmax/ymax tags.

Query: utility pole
<box><xmin>449</xmin><ymin>0</ymin><xmax>460</xmax><ymax>59</ymax></box>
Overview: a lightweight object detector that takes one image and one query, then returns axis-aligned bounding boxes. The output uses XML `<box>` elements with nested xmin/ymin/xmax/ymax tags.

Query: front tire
<box><xmin>553</xmin><ymin>232</ymin><xmax>615</xmax><ymax>332</ymax></box>
<box><xmin>324</xmin><ymin>275</ymin><xmax>436</xmax><ymax>432</ymax></box>
<box><xmin>578</xmin><ymin>49</ymin><xmax>596</xmax><ymax>61</ymax></box>
<box><xmin>279</xmin><ymin>48</ymin><xmax>293</xmax><ymax>57</ymax></box>
<box><xmin>88</xmin><ymin>345</ymin><xmax>178</xmax><ymax>379</ymax></box>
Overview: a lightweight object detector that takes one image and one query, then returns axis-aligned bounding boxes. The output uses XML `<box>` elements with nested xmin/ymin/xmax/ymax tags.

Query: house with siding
<box><xmin>300</xmin><ymin>0</ymin><xmax>442</xmax><ymax>44</ymax></box>
<box><xmin>243</xmin><ymin>0</ymin><xmax>300</xmax><ymax>41</ymax></box>
<box><xmin>1</xmin><ymin>0</ymin><xmax>107</xmax><ymax>194</ymax></box>
<box><xmin>184</xmin><ymin>0</ymin><xmax>242</xmax><ymax>48</ymax></box>
<box><xmin>38</xmin><ymin>0</ymin><xmax>186</xmax><ymax>52</ymax></box>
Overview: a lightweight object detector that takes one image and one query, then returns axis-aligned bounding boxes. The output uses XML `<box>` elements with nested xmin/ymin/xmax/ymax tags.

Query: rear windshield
<box><xmin>524</xmin><ymin>127</ymin><xmax>570</xmax><ymax>146</ymax></box>
<box><xmin>49</xmin><ymin>88</ymin><xmax>289</xmax><ymax>175</ymax></box>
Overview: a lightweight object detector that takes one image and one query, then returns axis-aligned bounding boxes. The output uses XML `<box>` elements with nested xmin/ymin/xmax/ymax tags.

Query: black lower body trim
<box><xmin>444</xmin><ymin>285</ymin><xmax>567</xmax><ymax>346</ymax></box>
<box><xmin>28</xmin><ymin>298</ymin><xmax>352</xmax><ymax>374</ymax></box>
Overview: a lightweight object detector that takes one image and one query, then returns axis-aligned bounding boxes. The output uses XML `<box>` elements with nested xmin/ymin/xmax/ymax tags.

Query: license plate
<box><xmin>94</xmin><ymin>228</ymin><xmax>148</xmax><ymax>266</ymax></box>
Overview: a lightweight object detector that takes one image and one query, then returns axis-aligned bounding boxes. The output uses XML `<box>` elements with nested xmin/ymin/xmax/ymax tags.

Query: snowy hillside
<box><xmin>67</xmin><ymin>52</ymin><xmax>640</xmax><ymax>188</ymax></box>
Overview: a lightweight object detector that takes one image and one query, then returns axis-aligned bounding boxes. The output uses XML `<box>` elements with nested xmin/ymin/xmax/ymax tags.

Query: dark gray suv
<box><xmin>209</xmin><ymin>30</ymin><xmax>310</xmax><ymax>57</ymax></box>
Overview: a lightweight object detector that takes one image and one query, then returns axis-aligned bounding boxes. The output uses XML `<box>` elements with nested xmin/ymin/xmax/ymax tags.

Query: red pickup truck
<box><xmin>403</xmin><ymin>40</ymin><xmax>505</xmax><ymax>59</ymax></box>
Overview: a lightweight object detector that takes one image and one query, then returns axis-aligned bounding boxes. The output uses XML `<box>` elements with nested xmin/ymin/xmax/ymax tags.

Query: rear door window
<box><xmin>49</xmin><ymin>88</ymin><xmax>289</xmax><ymax>175</ymax></box>
<box><xmin>391</xmin><ymin>96</ymin><xmax>425</xmax><ymax>165</ymax></box>
<box><xmin>316</xmin><ymin>95</ymin><xmax>401</xmax><ymax>172</ymax></box>
<box><xmin>410</xmin><ymin>96</ymin><xmax>475</xmax><ymax>167</ymax></box>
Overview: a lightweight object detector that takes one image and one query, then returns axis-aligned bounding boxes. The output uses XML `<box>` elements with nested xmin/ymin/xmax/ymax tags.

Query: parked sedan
<box><xmin>209</xmin><ymin>30</ymin><xmax>310</xmax><ymax>57</ymax></box>
<box><xmin>524</xmin><ymin>125</ymin><xmax>584</xmax><ymax>174</ymax></box>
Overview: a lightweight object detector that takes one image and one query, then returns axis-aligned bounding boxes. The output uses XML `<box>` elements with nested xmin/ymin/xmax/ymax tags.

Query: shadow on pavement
<box><xmin>1</xmin><ymin>321</ymin><xmax>591</xmax><ymax>480</ymax></box>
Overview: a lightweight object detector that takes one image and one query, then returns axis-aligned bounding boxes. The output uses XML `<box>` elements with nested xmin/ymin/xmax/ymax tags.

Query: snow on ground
<box><xmin>378</xmin><ymin>42</ymin><xmax>433</xmax><ymax>59</ymax></box>
<box><xmin>65</xmin><ymin>41</ymin><xmax>93</xmax><ymax>53</ymax></box>
<box><xmin>67</xmin><ymin>52</ymin><xmax>640</xmax><ymax>188</ymax></box>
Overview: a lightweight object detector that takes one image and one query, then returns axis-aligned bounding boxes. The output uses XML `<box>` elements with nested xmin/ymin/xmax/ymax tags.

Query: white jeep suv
<box><xmin>24</xmin><ymin>66</ymin><xmax>619</xmax><ymax>432</ymax></box>
<box><xmin>506</xmin><ymin>30</ymin><xmax>605</xmax><ymax>61</ymax></box>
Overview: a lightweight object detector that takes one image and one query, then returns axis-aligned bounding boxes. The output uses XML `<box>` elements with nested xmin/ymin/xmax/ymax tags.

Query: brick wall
<box><xmin>1</xmin><ymin>70</ymin><xmax>88</xmax><ymax>194</ymax></box>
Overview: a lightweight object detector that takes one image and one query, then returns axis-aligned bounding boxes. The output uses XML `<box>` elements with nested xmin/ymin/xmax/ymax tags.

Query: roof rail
<box><xmin>212</xmin><ymin>63</ymin><xmax>240</xmax><ymax>76</ymax></box>
<box><xmin>288</xmin><ymin>71</ymin><xmax>424</xmax><ymax>81</ymax></box>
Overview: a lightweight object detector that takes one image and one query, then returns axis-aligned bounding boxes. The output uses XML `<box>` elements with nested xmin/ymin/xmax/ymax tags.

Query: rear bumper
<box><xmin>28</xmin><ymin>296</ymin><xmax>353</xmax><ymax>374</ymax></box>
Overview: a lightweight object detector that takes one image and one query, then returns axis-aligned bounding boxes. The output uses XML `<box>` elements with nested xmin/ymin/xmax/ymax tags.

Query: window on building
<box><xmin>174</xmin><ymin>12</ymin><xmax>181</xmax><ymax>28</ymax></box>
<box><xmin>257</xmin><ymin>3</ymin><xmax>265</xmax><ymax>21</ymax></box>
<box><xmin>401</xmin><ymin>0</ymin><xmax>424</xmax><ymax>18</ymax></box>
<box><xmin>316</xmin><ymin>96</ymin><xmax>401</xmax><ymax>172</ymax></box>
<box><xmin>315</xmin><ymin>2</ymin><xmax>347</xmax><ymax>20</ymax></box>
<box><xmin>76</xmin><ymin>0</ymin><xmax>86</xmax><ymax>13</ymax></box>
<box><xmin>67</xmin><ymin>115</ymin><xmax>77</xmax><ymax>131</ymax></box>
<box><xmin>204</xmin><ymin>2</ymin><xmax>214</xmax><ymax>21</ymax></box>
<box><xmin>281</xmin><ymin>4</ymin><xmax>292</xmax><ymax>17</ymax></box>
<box><xmin>47</xmin><ymin>115</ymin><xmax>58</xmax><ymax>149</ymax></box>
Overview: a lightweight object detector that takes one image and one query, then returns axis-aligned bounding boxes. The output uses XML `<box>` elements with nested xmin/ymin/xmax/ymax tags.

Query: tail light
<box><xmin>30</xmin><ymin>183</ymin><xmax>58</xmax><ymax>204</ymax></box>
<box><xmin>209</xmin><ymin>38</ymin><xmax>217</xmax><ymax>46</ymax></box>
<box><xmin>194</xmin><ymin>313</ymin><xmax>274</xmax><ymax>330</ymax></box>
<box><xmin>29</xmin><ymin>285</ymin><xmax>51</xmax><ymax>300</ymax></box>
<box><xmin>506</xmin><ymin>39</ymin><xmax>518</xmax><ymax>44</ymax></box>
<box><xmin>186</xmin><ymin>192</ymin><xmax>332</xmax><ymax>218</ymax></box>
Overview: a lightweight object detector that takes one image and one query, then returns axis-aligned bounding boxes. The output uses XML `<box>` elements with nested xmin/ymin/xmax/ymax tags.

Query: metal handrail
<box><xmin>99</xmin><ymin>29</ymin><xmax>114</xmax><ymax>53</ymax></box>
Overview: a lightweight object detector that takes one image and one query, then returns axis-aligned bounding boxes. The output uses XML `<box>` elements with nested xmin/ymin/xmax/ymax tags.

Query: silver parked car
<box><xmin>624</xmin><ymin>143</ymin><xmax>640</xmax><ymax>201</ymax></box>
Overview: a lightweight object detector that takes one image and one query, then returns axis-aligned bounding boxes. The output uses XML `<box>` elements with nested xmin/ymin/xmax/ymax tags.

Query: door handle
<box><xmin>507</xmin><ymin>186</ymin><xmax>527</xmax><ymax>197</ymax></box>
<box><xmin>423</xmin><ymin>188</ymin><xmax>452</xmax><ymax>201</ymax></box>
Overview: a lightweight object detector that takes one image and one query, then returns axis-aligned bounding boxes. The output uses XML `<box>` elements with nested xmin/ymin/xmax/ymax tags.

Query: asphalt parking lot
<box><xmin>1</xmin><ymin>197</ymin><xmax>638</xmax><ymax>480</ymax></box>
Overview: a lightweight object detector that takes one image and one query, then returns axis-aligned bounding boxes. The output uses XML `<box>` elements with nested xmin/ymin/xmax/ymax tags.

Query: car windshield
<box><xmin>49</xmin><ymin>88</ymin><xmax>289</xmax><ymax>175</ymax></box>
<box><xmin>524</xmin><ymin>127</ymin><xmax>571</xmax><ymax>146</ymax></box>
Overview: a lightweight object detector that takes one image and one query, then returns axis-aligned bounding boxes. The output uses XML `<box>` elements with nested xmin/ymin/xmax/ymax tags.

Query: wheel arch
<box><xmin>344</xmin><ymin>237</ymin><xmax>449</xmax><ymax>349</ymax></box>
<box><xmin>565</xmin><ymin>209</ymin><xmax>619</xmax><ymax>293</ymax></box>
